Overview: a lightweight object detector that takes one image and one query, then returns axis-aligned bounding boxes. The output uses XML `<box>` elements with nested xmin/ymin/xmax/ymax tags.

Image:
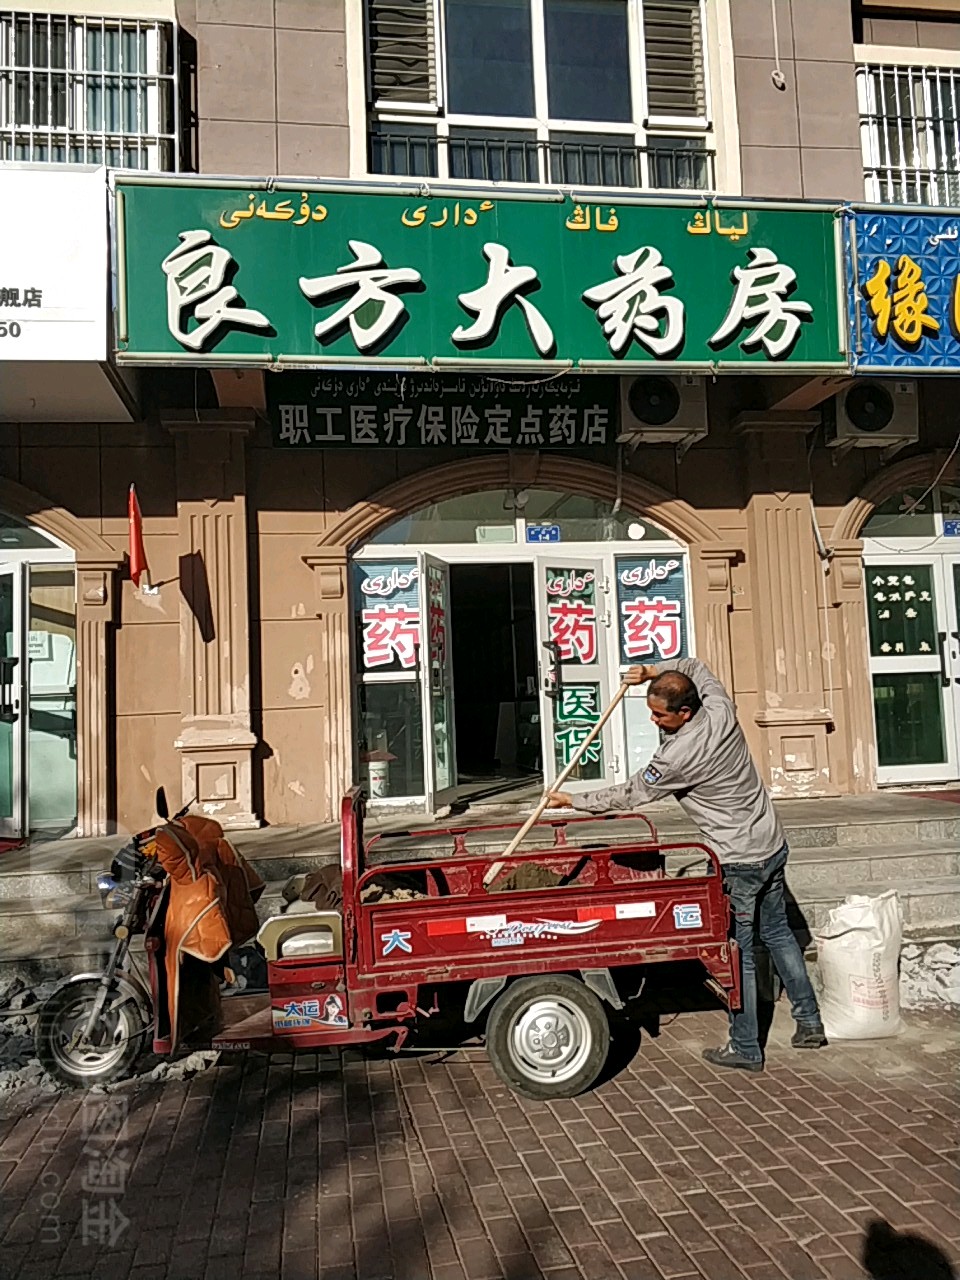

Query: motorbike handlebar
<box><xmin>131</xmin><ymin>795</ymin><xmax>196</xmax><ymax>847</ymax></box>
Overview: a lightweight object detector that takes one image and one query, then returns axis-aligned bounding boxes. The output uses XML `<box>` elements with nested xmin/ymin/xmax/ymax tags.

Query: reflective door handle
<box><xmin>0</xmin><ymin>656</ymin><xmax>18</xmax><ymax>723</ymax></box>
<box><xmin>938</xmin><ymin>631</ymin><xmax>950</xmax><ymax>687</ymax></box>
<box><xmin>542</xmin><ymin>640</ymin><xmax>562</xmax><ymax>702</ymax></box>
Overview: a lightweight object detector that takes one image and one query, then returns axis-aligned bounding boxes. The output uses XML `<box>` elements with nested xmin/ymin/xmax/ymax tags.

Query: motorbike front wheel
<box><xmin>36</xmin><ymin>979</ymin><xmax>149</xmax><ymax>1087</ymax></box>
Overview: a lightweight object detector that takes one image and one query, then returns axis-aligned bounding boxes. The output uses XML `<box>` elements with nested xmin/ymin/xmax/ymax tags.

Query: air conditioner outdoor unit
<box><xmin>618</xmin><ymin>374</ymin><xmax>707</xmax><ymax>452</ymax></box>
<box><xmin>824</xmin><ymin>381</ymin><xmax>918</xmax><ymax>449</ymax></box>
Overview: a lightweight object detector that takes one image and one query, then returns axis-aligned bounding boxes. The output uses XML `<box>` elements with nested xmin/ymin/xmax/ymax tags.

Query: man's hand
<box><xmin>544</xmin><ymin>791</ymin><xmax>574</xmax><ymax>809</ymax></box>
<box><xmin>624</xmin><ymin>664</ymin><xmax>656</xmax><ymax>686</ymax></box>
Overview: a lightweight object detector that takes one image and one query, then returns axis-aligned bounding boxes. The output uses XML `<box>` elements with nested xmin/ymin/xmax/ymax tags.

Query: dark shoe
<box><xmin>792</xmin><ymin>1022</ymin><xmax>827</xmax><ymax>1049</ymax></box>
<box><xmin>702</xmin><ymin>1043</ymin><xmax>764</xmax><ymax>1073</ymax></box>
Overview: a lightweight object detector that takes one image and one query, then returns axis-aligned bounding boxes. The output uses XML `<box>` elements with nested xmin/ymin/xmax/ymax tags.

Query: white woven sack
<box><xmin>815</xmin><ymin>890</ymin><xmax>903</xmax><ymax>1039</ymax></box>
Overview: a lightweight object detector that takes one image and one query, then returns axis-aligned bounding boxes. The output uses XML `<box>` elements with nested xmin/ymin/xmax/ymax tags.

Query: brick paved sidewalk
<box><xmin>0</xmin><ymin>1003</ymin><xmax>958</xmax><ymax>1280</ymax></box>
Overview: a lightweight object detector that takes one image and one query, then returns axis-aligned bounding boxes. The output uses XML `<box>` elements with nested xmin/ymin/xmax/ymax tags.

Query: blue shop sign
<box><xmin>846</xmin><ymin>209</ymin><xmax>960</xmax><ymax>372</ymax></box>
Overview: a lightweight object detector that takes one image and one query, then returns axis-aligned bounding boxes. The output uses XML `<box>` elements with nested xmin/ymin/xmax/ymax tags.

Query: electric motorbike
<box><xmin>36</xmin><ymin>789</ymin><xmax>190</xmax><ymax>1086</ymax></box>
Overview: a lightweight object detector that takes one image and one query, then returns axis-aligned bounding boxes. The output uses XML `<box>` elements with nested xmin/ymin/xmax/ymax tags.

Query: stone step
<box><xmin>793</xmin><ymin>877</ymin><xmax>960</xmax><ymax>933</ymax></box>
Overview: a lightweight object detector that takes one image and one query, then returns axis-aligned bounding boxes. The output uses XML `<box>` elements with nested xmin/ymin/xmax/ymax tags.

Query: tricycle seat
<box><xmin>257</xmin><ymin>910</ymin><xmax>343</xmax><ymax>962</ymax></box>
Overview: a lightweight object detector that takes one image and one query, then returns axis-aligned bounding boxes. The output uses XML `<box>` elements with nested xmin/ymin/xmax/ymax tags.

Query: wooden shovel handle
<box><xmin>482</xmin><ymin>680</ymin><xmax>632</xmax><ymax>887</ymax></box>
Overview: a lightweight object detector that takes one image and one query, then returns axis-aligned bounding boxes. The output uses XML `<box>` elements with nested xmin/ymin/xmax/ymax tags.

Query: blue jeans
<box><xmin>723</xmin><ymin>844</ymin><xmax>821</xmax><ymax>1062</ymax></box>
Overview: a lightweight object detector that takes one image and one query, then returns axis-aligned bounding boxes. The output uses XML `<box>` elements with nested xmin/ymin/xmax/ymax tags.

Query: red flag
<box><xmin>128</xmin><ymin>484</ymin><xmax>149</xmax><ymax>588</ymax></box>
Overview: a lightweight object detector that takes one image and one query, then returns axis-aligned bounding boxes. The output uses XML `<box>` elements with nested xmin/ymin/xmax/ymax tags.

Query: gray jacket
<box><xmin>571</xmin><ymin>658</ymin><xmax>785</xmax><ymax>866</ymax></box>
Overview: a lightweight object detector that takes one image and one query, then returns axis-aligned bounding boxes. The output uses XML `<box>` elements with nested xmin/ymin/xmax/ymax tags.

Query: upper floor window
<box><xmin>857</xmin><ymin>62</ymin><xmax>960</xmax><ymax>207</ymax></box>
<box><xmin>0</xmin><ymin>10</ymin><xmax>179</xmax><ymax>169</ymax></box>
<box><xmin>366</xmin><ymin>0</ymin><xmax>713</xmax><ymax>190</ymax></box>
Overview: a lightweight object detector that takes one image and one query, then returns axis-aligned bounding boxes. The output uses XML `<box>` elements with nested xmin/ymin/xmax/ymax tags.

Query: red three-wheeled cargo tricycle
<box><xmin>37</xmin><ymin>788</ymin><xmax>740</xmax><ymax>1100</ymax></box>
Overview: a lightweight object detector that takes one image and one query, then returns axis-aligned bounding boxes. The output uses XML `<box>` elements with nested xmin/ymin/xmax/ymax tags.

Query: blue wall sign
<box><xmin>526</xmin><ymin>524</ymin><xmax>561</xmax><ymax>544</ymax></box>
<box><xmin>846</xmin><ymin>210</ymin><xmax>960</xmax><ymax>372</ymax></box>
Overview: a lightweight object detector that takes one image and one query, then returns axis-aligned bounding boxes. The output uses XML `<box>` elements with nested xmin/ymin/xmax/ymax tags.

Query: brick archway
<box><xmin>317</xmin><ymin>455</ymin><xmax>722</xmax><ymax>550</ymax></box>
<box><xmin>305</xmin><ymin>456</ymin><xmax>742</xmax><ymax>820</ymax></box>
<box><xmin>828</xmin><ymin>451</ymin><xmax>958</xmax><ymax>545</ymax></box>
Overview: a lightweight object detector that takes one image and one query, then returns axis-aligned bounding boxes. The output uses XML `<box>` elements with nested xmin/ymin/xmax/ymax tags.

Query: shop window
<box><xmin>863</xmin><ymin>485</ymin><xmax>960</xmax><ymax>541</ymax></box>
<box><xmin>369</xmin><ymin>487</ymin><xmax>673</xmax><ymax>546</ymax></box>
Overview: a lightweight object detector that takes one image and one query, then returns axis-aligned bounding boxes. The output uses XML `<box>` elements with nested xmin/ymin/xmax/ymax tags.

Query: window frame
<box><xmin>855</xmin><ymin>43</ymin><xmax>960</xmax><ymax>207</ymax></box>
<box><xmin>365</xmin><ymin>0</ymin><xmax>713</xmax><ymax>190</ymax></box>
<box><xmin>0</xmin><ymin>9</ymin><xmax>180</xmax><ymax>171</ymax></box>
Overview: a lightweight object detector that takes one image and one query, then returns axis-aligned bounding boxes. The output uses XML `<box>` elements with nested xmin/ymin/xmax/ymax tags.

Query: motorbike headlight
<box><xmin>97</xmin><ymin>873</ymin><xmax>133</xmax><ymax>909</ymax></box>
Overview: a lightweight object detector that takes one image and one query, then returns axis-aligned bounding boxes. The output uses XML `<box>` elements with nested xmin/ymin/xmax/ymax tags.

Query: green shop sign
<box><xmin>114</xmin><ymin>178</ymin><xmax>846</xmax><ymax>370</ymax></box>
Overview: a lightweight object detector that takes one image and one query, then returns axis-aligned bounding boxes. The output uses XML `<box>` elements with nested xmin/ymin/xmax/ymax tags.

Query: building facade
<box><xmin>2</xmin><ymin>0</ymin><xmax>960</xmax><ymax>837</ymax></box>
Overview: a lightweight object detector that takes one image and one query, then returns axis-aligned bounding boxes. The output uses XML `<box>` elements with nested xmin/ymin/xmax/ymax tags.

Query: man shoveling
<box><xmin>546</xmin><ymin>658</ymin><xmax>825</xmax><ymax>1072</ymax></box>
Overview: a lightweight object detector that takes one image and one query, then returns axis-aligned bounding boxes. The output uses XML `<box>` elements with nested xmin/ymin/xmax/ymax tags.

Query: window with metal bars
<box><xmin>365</xmin><ymin>0</ymin><xmax>712</xmax><ymax>190</ymax></box>
<box><xmin>0</xmin><ymin>10</ymin><xmax>179</xmax><ymax>169</ymax></box>
<box><xmin>857</xmin><ymin>62</ymin><xmax>960</xmax><ymax>207</ymax></box>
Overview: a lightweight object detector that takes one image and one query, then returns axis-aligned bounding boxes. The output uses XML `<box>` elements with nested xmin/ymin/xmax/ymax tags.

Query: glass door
<box><xmin>419</xmin><ymin>553</ymin><xmax>458</xmax><ymax>810</ymax></box>
<box><xmin>0</xmin><ymin>565</ymin><xmax>24</xmax><ymax>836</ymax></box>
<box><xmin>865</xmin><ymin>556</ymin><xmax>958</xmax><ymax>784</ymax></box>
<box><xmin>534</xmin><ymin>556</ymin><xmax>614</xmax><ymax>794</ymax></box>
<box><xmin>27</xmin><ymin>566</ymin><xmax>78</xmax><ymax>833</ymax></box>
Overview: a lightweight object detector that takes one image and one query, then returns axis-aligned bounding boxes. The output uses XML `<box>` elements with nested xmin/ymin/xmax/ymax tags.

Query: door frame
<box><xmin>864</xmin><ymin>549</ymin><xmax>960</xmax><ymax>785</ymax></box>
<box><xmin>419</xmin><ymin>552</ymin><xmax>459</xmax><ymax>811</ymax></box>
<box><xmin>352</xmin><ymin>534</ymin><xmax>693</xmax><ymax>811</ymax></box>
<box><xmin>532</xmin><ymin>554</ymin><xmax>612</xmax><ymax>794</ymax></box>
<box><xmin>0</xmin><ymin>563</ymin><xmax>25</xmax><ymax>838</ymax></box>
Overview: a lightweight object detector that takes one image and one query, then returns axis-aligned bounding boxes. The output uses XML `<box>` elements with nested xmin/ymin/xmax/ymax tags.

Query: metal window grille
<box><xmin>0</xmin><ymin>10</ymin><xmax>178</xmax><ymax>169</ymax></box>
<box><xmin>857</xmin><ymin>62</ymin><xmax>960</xmax><ymax>206</ymax></box>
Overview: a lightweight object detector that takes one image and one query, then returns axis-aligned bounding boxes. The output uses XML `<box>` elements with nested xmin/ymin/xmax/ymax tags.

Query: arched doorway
<box><xmin>0</xmin><ymin>512</ymin><xmax>78</xmax><ymax>836</ymax></box>
<box><xmin>861</xmin><ymin>480</ymin><xmax>960</xmax><ymax>784</ymax></box>
<box><xmin>350</xmin><ymin>487</ymin><xmax>692</xmax><ymax>812</ymax></box>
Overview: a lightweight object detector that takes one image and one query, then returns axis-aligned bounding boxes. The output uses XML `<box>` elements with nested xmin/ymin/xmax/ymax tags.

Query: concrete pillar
<box><xmin>740</xmin><ymin>424</ymin><xmax>837</xmax><ymax>797</ymax></box>
<box><xmin>303</xmin><ymin>545</ymin><xmax>352</xmax><ymax>823</ymax></box>
<box><xmin>695</xmin><ymin>543</ymin><xmax>741</xmax><ymax>694</ymax></box>
<box><xmin>825</xmin><ymin>538</ymin><xmax>875</xmax><ymax>793</ymax></box>
<box><xmin>76</xmin><ymin>560</ymin><xmax>120</xmax><ymax>836</ymax></box>
<box><xmin>165</xmin><ymin>412</ymin><xmax>260</xmax><ymax>828</ymax></box>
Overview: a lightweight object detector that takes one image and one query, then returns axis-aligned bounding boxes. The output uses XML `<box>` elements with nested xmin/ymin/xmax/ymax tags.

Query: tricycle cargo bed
<box><xmin>362</xmin><ymin>868</ymin><xmax>728</xmax><ymax>979</ymax></box>
<box><xmin>340</xmin><ymin>802</ymin><xmax>739</xmax><ymax>1012</ymax></box>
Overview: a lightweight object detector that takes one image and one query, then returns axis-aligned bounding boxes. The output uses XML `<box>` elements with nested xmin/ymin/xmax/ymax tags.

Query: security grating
<box><xmin>857</xmin><ymin>62</ymin><xmax>960</xmax><ymax>207</ymax></box>
<box><xmin>0</xmin><ymin>10</ymin><xmax>178</xmax><ymax>169</ymax></box>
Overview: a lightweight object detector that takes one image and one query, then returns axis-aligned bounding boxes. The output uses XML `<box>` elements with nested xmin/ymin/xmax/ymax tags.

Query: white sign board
<box><xmin>0</xmin><ymin>166</ymin><xmax>108</xmax><ymax>361</ymax></box>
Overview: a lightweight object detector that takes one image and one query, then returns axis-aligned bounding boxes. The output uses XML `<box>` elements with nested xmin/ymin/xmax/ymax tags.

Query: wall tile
<box><xmin>276</xmin><ymin>0</ymin><xmax>344</xmax><ymax>30</ymax></box>
<box><xmin>199</xmin><ymin>119</ymin><xmax>278</xmax><ymax>174</ymax></box>
<box><xmin>276</xmin><ymin>29</ymin><xmax>348</xmax><ymax>126</ymax></box>
<box><xmin>734</xmin><ymin>56</ymin><xmax>801</xmax><ymax>149</ymax></box>
<box><xmin>800</xmin><ymin>146</ymin><xmax>865</xmax><ymax>200</ymax></box>
<box><xmin>277</xmin><ymin>123</ymin><xmax>350</xmax><ymax>178</ymax></box>
<box><xmin>796</xmin><ymin>60</ymin><xmax>860</xmax><ymax>150</ymax></box>
<box><xmin>198</xmin><ymin>23</ymin><xmax>276</xmax><ymax>122</ymax></box>
<box><xmin>739</xmin><ymin>144</ymin><xmax>803</xmax><ymax>197</ymax></box>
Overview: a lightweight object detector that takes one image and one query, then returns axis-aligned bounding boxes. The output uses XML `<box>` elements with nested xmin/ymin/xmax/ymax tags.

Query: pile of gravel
<box><xmin>900</xmin><ymin>941</ymin><xmax>960</xmax><ymax>1008</ymax></box>
<box><xmin>0</xmin><ymin>974</ymin><xmax>221</xmax><ymax>1104</ymax></box>
<box><xmin>0</xmin><ymin>976</ymin><xmax>62</xmax><ymax>1098</ymax></box>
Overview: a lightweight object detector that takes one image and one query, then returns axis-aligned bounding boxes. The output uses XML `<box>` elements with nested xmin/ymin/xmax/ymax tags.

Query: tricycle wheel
<box><xmin>35</xmin><ymin>979</ymin><xmax>148</xmax><ymax>1088</ymax></box>
<box><xmin>485</xmin><ymin>975</ymin><xmax>609</xmax><ymax>1100</ymax></box>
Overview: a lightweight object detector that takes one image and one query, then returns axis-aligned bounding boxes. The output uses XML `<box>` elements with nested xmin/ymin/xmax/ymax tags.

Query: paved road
<box><xmin>1</xmin><ymin>1004</ymin><xmax>958</xmax><ymax>1280</ymax></box>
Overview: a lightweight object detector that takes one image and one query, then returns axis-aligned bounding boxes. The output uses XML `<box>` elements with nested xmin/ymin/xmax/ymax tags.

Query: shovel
<box><xmin>482</xmin><ymin>680</ymin><xmax>632</xmax><ymax>887</ymax></box>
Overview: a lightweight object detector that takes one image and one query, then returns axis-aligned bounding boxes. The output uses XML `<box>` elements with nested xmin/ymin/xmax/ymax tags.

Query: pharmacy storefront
<box><xmin>351</xmin><ymin>484</ymin><xmax>692</xmax><ymax>810</ymax></box>
<box><xmin>113</xmin><ymin>176</ymin><xmax>848</xmax><ymax>821</ymax></box>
